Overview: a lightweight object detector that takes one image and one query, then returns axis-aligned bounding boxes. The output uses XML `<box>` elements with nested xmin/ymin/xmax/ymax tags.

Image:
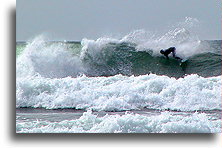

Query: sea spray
<box><xmin>17</xmin><ymin>36</ymin><xmax>221</xmax><ymax>78</ymax></box>
<box><xmin>17</xmin><ymin>36</ymin><xmax>86</xmax><ymax>78</ymax></box>
<box><xmin>16</xmin><ymin>17</ymin><xmax>221</xmax><ymax>111</ymax></box>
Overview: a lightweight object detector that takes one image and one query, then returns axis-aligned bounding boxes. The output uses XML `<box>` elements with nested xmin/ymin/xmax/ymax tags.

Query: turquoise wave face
<box><xmin>16</xmin><ymin>40</ymin><xmax>221</xmax><ymax>78</ymax></box>
<box><xmin>81</xmin><ymin>41</ymin><xmax>221</xmax><ymax>78</ymax></box>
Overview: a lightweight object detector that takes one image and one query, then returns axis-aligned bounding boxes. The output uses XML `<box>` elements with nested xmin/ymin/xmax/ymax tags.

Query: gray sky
<box><xmin>16</xmin><ymin>0</ymin><xmax>221</xmax><ymax>41</ymax></box>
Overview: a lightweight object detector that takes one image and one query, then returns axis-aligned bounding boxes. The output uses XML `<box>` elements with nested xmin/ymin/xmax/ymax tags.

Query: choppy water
<box><xmin>16</xmin><ymin>109</ymin><xmax>221</xmax><ymax>133</ymax></box>
<box><xmin>16</xmin><ymin>19</ymin><xmax>222</xmax><ymax>133</ymax></box>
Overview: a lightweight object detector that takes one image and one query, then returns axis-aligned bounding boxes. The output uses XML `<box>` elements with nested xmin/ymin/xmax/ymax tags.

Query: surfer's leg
<box><xmin>172</xmin><ymin>49</ymin><xmax>182</xmax><ymax>60</ymax></box>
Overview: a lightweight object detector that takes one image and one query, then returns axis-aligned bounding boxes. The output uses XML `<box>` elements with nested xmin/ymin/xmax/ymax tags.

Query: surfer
<box><xmin>160</xmin><ymin>47</ymin><xmax>181</xmax><ymax>60</ymax></box>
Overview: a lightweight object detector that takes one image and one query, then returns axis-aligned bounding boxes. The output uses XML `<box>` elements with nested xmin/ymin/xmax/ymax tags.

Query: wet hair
<box><xmin>160</xmin><ymin>50</ymin><xmax>165</xmax><ymax>54</ymax></box>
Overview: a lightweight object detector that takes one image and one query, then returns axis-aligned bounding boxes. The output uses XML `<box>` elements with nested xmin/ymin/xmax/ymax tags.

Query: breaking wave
<box><xmin>16</xmin><ymin>17</ymin><xmax>221</xmax><ymax>112</ymax></box>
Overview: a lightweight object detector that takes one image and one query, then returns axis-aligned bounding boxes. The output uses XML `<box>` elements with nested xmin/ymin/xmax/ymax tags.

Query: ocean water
<box><xmin>16</xmin><ymin>23</ymin><xmax>221</xmax><ymax>133</ymax></box>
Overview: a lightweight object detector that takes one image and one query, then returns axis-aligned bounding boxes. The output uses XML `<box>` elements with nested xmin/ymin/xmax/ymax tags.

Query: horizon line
<box><xmin>16</xmin><ymin>39</ymin><xmax>222</xmax><ymax>43</ymax></box>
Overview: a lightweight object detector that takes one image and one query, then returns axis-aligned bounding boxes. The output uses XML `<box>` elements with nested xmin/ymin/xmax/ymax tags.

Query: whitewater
<box><xmin>16</xmin><ymin>18</ymin><xmax>221</xmax><ymax>133</ymax></box>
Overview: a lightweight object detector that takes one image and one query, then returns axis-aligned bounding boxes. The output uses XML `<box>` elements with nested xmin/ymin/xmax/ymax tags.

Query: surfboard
<box><xmin>181</xmin><ymin>59</ymin><xmax>187</xmax><ymax>63</ymax></box>
<box><xmin>179</xmin><ymin>59</ymin><xmax>187</xmax><ymax>66</ymax></box>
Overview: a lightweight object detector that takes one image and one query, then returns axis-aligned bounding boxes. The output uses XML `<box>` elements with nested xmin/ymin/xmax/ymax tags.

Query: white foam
<box><xmin>80</xmin><ymin>37</ymin><xmax>120</xmax><ymax>60</ymax></box>
<box><xmin>16</xmin><ymin>73</ymin><xmax>221</xmax><ymax>111</ymax></box>
<box><xmin>16</xmin><ymin>18</ymin><xmax>221</xmax><ymax>112</ymax></box>
<box><xmin>17</xmin><ymin>17</ymin><xmax>211</xmax><ymax>79</ymax></box>
<box><xmin>16</xmin><ymin>35</ymin><xmax>86</xmax><ymax>78</ymax></box>
<box><xmin>16</xmin><ymin>110</ymin><xmax>221</xmax><ymax>133</ymax></box>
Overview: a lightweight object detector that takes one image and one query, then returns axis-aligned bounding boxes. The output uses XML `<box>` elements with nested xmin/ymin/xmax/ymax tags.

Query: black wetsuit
<box><xmin>160</xmin><ymin>47</ymin><xmax>181</xmax><ymax>60</ymax></box>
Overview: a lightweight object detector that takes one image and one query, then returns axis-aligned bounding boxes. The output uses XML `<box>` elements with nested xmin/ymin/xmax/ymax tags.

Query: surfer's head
<box><xmin>160</xmin><ymin>49</ymin><xmax>165</xmax><ymax>54</ymax></box>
